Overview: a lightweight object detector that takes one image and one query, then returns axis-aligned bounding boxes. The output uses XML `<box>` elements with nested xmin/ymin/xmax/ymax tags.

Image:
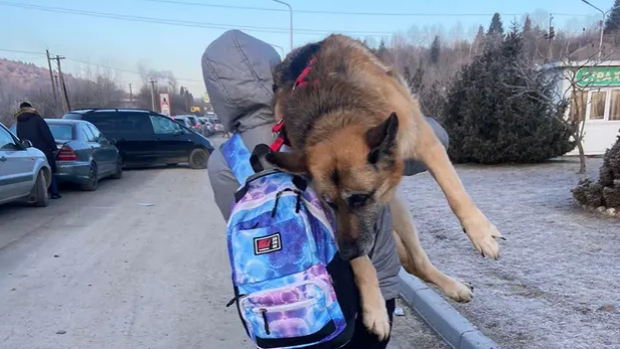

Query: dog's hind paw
<box><xmin>362</xmin><ymin>304</ymin><xmax>391</xmax><ymax>341</ymax></box>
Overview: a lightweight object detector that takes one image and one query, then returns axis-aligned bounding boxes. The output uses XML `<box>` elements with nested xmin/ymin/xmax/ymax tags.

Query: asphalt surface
<box><xmin>0</xmin><ymin>139</ymin><xmax>447</xmax><ymax>349</ymax></box>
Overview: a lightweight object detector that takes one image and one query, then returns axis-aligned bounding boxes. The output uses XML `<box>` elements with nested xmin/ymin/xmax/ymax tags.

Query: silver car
<box><xmin>0</xmin><ymin>123</ymin><xmax>51</xmax><ymax>207</ymax></box>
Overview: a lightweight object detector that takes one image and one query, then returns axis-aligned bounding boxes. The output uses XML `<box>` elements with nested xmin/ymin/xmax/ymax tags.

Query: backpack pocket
<box><xmin>239</xmin><ymin>279</ymin><xmax>338</xmax><ymax>348</ymax></box>
<box><xmin>230</xmin><ymin>197</ymin><xmax>318</xmax><ymax>285</ymax></box>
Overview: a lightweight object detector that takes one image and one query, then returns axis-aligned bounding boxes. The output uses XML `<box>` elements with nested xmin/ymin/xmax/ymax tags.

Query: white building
<box><xmin>542</xmin><ymin>60</ymin><xmax>620</xmax><ymax>156</ymax></box>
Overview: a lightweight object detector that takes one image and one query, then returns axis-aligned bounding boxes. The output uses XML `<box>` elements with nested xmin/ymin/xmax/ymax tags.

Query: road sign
<box><xmin>203</xmin><ymin>93</ymin><xmax>210</xmax><ymax>104</ymax></box>
<box><xmin>191</xmin><ymin>106</ymin><xmax>201</xmax><ymax>113</ymax></box>
<box><xmin>159</xmin><ymin>93</ymin><xmax>171</xmax><ymax>116</ymax></box>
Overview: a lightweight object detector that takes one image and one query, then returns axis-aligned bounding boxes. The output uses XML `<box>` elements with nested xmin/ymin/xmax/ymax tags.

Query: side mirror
<box><xmin>109</xmin><ymin>138</ymin><xmax>117</xmax><ymax>146</ymax></box>
<box><xmin>21</xmin><ymin>139</ymin><xmax>33</xmax><ymax>148</ymax></box>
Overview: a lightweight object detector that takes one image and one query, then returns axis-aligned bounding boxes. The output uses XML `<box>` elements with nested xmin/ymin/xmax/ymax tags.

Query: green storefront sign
<box><xmin>576</xmin><ymin>66</ymin><xmax>620</xmax><ymax>87</ymax></box>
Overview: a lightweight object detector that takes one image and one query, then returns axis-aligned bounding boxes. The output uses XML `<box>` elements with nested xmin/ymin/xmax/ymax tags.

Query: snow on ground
<box><xmin>399</xmin><ymin>157</ymin><xmax>620</xmax><ymax>349</ymax></box>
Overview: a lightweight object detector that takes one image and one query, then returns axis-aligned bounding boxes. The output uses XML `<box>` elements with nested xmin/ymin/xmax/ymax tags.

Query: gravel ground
<box><xmin>399</xmin><ymin>157</ymin><xmax>620</xmax><ymax>349</ymax></box>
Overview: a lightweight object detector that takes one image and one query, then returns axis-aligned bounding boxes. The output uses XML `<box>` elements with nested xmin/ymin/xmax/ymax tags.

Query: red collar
<box><xmin>270</xmin><ymin>57</ymin><xmax>318</xmax><ymax>152</ymax></box>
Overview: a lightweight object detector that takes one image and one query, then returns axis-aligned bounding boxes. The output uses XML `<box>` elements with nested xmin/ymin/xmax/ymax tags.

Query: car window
<box><xmin>0</xmin><ymin>126</ymin><xmax>19</xmax><ymax>150</ymax></box>
<box><xmin>82</xmin><ymin>124</ymin><xmax>98</xmax><ymax>142</ymax></box>
<box><xmin>150</xmin><ymin>115</ymin><xmax>185</xmax><ymax>135</ymax></box>
<box><xmin>87</xmin><ymin>124</ymin><xmax>102</xmax><ymax>141</ymax></box>
<box><xmin>84</xmin><ymin>112</ymin><xmax>153</xmax><ymax>135</ymax></box>
<box><xmin>48</xmin><ymin>124</ymin><xmax>74</xmax><ymax>141</ymax></box>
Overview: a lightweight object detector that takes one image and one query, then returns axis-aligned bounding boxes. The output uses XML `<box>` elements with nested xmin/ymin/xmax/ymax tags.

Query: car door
<box><xmin>79</xmin><ymin>123</ymin><xmax>106</xmax><ymax>176</ymax></box>
<box><xmin>0</xmin><ymin>125</ymin><xmax>35</xmax><ymax>200</ymax></box>
<box><xmin>87</xmin><ymin>123</ymin><xmax>117</xmax><ymax>175</ymax></box>
<box><xmin>149</xmin><ymin>114</ymin><xmax>193</xmax><ymax>163</ymax></box>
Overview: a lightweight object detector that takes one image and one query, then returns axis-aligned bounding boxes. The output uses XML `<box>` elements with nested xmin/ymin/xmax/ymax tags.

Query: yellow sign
<box><xmin>191</xmin><ymin>106</ymin><xmax>201</xmax><ymax>113</ymax></box>
<box><xmin>203</xmin><ymin>93</ymin><xmax>210</xmax><ymax>104</ymax></box>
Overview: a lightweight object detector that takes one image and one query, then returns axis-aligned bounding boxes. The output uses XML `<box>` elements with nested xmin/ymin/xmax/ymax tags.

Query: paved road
<box><xmin>0</xmin><ymin>150</ymin><xmax>446</xmax><ymax>348</ymax></box>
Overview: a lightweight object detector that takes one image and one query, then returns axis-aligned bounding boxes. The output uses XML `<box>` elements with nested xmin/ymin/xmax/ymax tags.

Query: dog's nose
<box><xmin>337</xmin><ymin>239</ymin><xmax>361</xmax><ymax>261</ymax></box>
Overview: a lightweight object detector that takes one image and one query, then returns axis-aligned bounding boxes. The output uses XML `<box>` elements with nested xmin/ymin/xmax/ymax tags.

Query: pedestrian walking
<box><xmin>15</xmin><ymin>102</ymin><xmax>61</xmax><ymax>199</ymax></box>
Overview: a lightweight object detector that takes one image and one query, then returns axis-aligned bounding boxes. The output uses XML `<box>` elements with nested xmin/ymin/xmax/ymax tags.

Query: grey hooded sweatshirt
<box><xmin>203</xmin><ymin>30</ymin><xmax>448</xmax><ymax>302</ymax></box>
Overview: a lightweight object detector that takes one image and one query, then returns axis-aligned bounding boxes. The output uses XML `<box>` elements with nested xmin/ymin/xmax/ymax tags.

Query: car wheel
<box><xmin>111</xmin><ymin>156</ymin><xmax>123</xmax><ymax>179</ymax></box>
<box><xmin>82</xmin><ymin>163</ymin><xmax>99</xmax><ymax>191</ymax></box>
<box><xmin>188</xmin><ymin>148</ymin><xmax>209</xmax><ymax>169</ymax></box>
<box><xmin>31</xmin><ymin>170</ymin><xmax>49</xmax><ymax>207</ymax></box>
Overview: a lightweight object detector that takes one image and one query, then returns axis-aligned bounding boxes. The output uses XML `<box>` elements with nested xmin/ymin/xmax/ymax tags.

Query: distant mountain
<box><xmin>0</xmin><ymin>58</ymin><xmax>78</xmax><ymax>91</ymax></box>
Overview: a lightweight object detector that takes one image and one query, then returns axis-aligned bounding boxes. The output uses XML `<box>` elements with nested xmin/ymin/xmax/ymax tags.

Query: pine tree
<box><xmin>487</xmin><ymin>12</ymin><xmax>504</xmax><ymax>37</ymax></box>
<box><xmin>604</xmin><ymin>0</ymin><xmax>620</xmax><ymax>34</ymax></box>
<box><xmin>442</xmin><ymin>27</ymin><xmax>574</xmax><ymax>164</ymax></box>
<box><xmin>472</xmin><ymin>25</ymin><xmax>485</xmax><ymax>55</ymax></box>
<box><xmin>523</xmin><ymin>15</ymin><xmax>532</xmax><ymax>34</ymax></box>
<box><xmin>430</xmin><ymin>36</ymin><xmax>441</xmax><ymax>64</ymax></box>
<box><xmin>377</xmin><ymin>39</ymin><xmax>388</xmax><ymax>58</ymax></box>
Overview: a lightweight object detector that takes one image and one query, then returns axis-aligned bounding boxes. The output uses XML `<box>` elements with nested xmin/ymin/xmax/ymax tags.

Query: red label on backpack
<box><xmin>254</xmin><ymin>233</ymin><xmax>282</xmax><ymax>255</ymax></box>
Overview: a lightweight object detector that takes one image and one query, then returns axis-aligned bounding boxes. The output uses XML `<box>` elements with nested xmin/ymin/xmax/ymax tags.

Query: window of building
<box><xmin>570</xmin><ymin>90</ymin><xmax>587</xmax><ymax>121</ymax></box>
<box><xmin>609</xmin><ymin>90</ymin><xmax>620</xmax><ymax>121</ymax></box>
<box><xmin>588</xmin><ymin>90</ymin><xmax>607</xmax><ymax>120</ymax></box>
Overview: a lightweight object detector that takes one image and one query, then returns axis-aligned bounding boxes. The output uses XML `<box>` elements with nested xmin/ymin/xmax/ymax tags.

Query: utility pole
<box><xmin>51</xmin><ymin>55</ymin><xmax>71</xmax><ymax>112</ymax></box>
<box><xmin>580</xmin><ymin>0</ymin><xmax>620</xmax><ymax>61</ymax></box>
<box><xmin>149</xmin><ymin>79</ymin><xmax>157</xmax><ymax>112</ymax></box>
<box><xmin>45</xmin><ymin>50</ymin><xmax>58</xmax><ymax>104</ymax></box>
<box><xmin>129</xmin><ymin>83</ymin><xmax>133</xmax><ymax>105</ymax></box>
<box><xmin>547</xmin><ymin>13</ymin><xmax>554</xmax><ymax>62</ymax></box>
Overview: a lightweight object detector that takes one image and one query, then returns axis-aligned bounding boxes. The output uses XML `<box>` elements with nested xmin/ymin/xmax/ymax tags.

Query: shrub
<box><xmin>442</xmin><ymin>28</ymin><xmax>575</xmax><ymax>164</ymax></box>
<box><xmin>573</xmin><ymin>132</ymin><xmax>620</xmax><ymax>210</ymax></box>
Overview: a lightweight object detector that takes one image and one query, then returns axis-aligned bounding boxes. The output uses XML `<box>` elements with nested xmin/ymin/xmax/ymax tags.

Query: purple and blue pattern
<box><xmin>222</xmin><ymin>135</ymin><xmax>347</xmax><ymax>348</ymax></box>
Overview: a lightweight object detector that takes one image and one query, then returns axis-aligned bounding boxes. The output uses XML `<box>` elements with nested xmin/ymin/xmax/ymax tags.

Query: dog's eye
<box><xmin>348</xmin><ymin>194</ymin><xmax>369</xmax><ymax>209</ymax></box>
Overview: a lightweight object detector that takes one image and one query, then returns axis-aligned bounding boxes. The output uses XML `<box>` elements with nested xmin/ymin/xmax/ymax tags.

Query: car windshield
<box><xmin>48</xmin><ymin>124</ymin><xmax>74</xmax><ymax>141</ymax></box>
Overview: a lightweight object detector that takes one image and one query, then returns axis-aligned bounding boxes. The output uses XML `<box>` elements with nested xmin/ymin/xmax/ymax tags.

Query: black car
<box><xmin>62</xmin><ymin>109</ymin><xmax>214</xmax><ymax>169</ymax></box>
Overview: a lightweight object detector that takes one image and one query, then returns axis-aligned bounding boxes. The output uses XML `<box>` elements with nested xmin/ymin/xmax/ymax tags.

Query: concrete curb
<box><xmin>398</xmin><ymin>268</ymin><xmax>500</xmax><ymax>349</ymax></box>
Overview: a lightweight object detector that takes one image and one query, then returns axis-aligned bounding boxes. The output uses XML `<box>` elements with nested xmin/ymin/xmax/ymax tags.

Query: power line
<box><xmin>139</xmin><ymin>0</ymin><xmax>593</xmax><ymax>18</ymax></box>
<box><xmin>0</xmin><ymin>1</ymin><xmax>395</xmax><ymax>36</ymax></box>
<box><xmin>0</xmin><ymin>47</ymin><xmax>46</xmax><ymax>56</ymax></box>
<box><xmin>0</xmin><ymin>47</ymin><xmax>203</xmax><ymax>84</ymax></box>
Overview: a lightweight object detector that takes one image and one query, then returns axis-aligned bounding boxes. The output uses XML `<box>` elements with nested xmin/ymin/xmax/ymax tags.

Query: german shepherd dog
<box><xmin>266</xmin><ymin>34</ymin><xmax>504</xmax><ymax>340</ymax></box>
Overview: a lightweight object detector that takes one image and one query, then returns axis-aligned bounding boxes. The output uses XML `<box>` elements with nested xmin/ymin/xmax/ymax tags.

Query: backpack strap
<box><xmin>221</xmin><ymin>133</ymin><xmax>255</xmax><ymax>186</ymax></box>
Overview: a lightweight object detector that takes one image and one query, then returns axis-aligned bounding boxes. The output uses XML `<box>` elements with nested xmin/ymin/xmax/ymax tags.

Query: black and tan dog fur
<box><xmin>267</xmin><ymin>34</ymin><xmax>504</xmax><ymax>340</ymax></box>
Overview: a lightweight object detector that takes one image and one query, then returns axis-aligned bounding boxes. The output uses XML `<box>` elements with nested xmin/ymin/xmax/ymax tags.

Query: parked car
<box><xmin>0</xmin><ymin>122</ymin><xmax>51</xmax><ymax>207</ymax></box>
<box><xmin>9</xmin><ymin>119</ymin><xmax>122</xmax><ymax>191</ymax></box>
<box><xmin>173</xmin><ymin>115</ymin><xmax>203</xmax><ymax>133</ymax></box>
<box><xmin>49</xmin><ymin>119</ymin><xmax>123</xmax><ymax>191</ymax></box>
<box><xmin>62</xmin><ymin>109</ymin><xmax>214</xmax><ymax>169</ymax></box>
<box><xmin>197</xmin><ymin>117</ymin><xmax>214</xmax><ymax>135</ymax></box>
<box><xmin>206</xmin><ymin>116</ymin><xmax>225</xmax><ymax>133</ymax></box>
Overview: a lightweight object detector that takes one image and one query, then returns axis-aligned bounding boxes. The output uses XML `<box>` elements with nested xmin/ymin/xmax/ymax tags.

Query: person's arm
<box><xmin>37</xmin><ymin>117</ymin><xmax>57</xmax><ymax>151</ymax></box>
<box><xmin>207</xmin><ymin>145</ymin><xmax>239</xmax><ymax>221</ymax></box>
<box><xmin>402</xmin><ymin>116</ymin><xmax>449</xmax><ymax>176</ymax></box>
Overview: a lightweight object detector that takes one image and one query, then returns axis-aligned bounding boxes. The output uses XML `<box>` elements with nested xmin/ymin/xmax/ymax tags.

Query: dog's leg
<box><xmin>390</xmin><ymin>195</ymin><xmax>473</xmax><ymax>302</ymax></box>
<box><xmin>350</xmin><ymin>256</ymin><xmax>390</xmax><ymax>341</ymax></box>
<box><xmin>410</xmin><ymin>122</ymin><xmax>504</xmax><ymax>259</ymax></box>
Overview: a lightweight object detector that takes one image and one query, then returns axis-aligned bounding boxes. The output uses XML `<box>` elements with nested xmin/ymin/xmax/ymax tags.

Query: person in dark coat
<box><xmin>14</xmin><ymin>102</ymin><xmax>61</xmax><ymax>199</ymax></box>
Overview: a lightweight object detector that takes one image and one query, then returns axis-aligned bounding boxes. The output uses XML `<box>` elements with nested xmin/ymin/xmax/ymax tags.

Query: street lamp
<box><xmin>580</xmin><ymin>0</ymin><xmax>620</xmax><ymax>61</ymax></box>
<box><xmin>269</xmin><ymin>43</ymin><xmax>285</xmax><ymax>58</ymax></box>
<box><xmin>272</xmin><ymin>0</ymin><xmax>293</xmax><ymax>52</ymax></box>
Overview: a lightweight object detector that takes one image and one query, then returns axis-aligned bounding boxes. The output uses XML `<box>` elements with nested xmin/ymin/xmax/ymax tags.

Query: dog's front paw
<box><xmin>362</xmin><ymin>303</ymin><xmax>391</xmax><ymax>341</ymax></box>
<box><xmin>443</xmin><ymin>279</ymin><xmax>474</xmax><ymax>303</ymax></box>
<box><xmin>463</xmin><ymin>212</ymin><xmax>504</xmax><ymax>260</ymax></box>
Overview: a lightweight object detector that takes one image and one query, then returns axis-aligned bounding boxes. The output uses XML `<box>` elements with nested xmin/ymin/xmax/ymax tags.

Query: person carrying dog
<box><xmin>203</xmin><ymin>30</ymin><xmax>449</xmax><ymax>349</ymax></box>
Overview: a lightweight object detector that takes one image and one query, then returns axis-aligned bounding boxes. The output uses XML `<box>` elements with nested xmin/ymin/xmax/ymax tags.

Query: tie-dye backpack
<box><xmin>222</xmin><ymin>133</ymin><xmax>359</xmax><ymax>349</ymax></box>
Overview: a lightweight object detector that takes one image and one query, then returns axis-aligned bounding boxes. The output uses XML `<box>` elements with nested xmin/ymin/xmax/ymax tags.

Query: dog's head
<box><xmin>266</xmin><ymin>112</ymin><xmax>403</xmax><ymax>260</ymax></box>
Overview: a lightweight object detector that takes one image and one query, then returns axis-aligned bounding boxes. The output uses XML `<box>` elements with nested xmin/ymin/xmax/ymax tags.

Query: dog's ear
<box><xmin>365</xmin><ymin>112</ymin><xmax>399</xmax><ymax>165</ymax></box>
<box><xmin>265</xmin><ymin>152</ymin><xmax>308</xmax><ymax>175</ymax></box>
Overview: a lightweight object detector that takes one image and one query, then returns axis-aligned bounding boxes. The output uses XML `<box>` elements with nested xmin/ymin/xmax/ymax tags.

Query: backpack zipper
<box><xmin>271</xmin><ymin>188</ymin><xmax>301</xmax><ymax>217</ymax></box>
<box><xmin>260</xmin><ymin>308</ymin><xmax>270</xmax><ymax>335</ymax></box>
